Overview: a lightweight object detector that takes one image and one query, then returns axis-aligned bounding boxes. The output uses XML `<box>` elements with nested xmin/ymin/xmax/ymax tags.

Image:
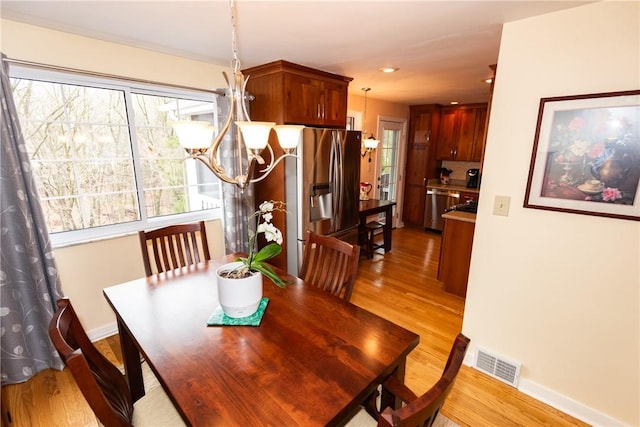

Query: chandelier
<box><xmin>360</xmin><ymin>87</ymin><xmax>379</xmax><ymax>162</ymax></box>
<box><xmin>172</xmin><ymin>0</ymin><xmax>303</xmax><ymax>191</ymax></box>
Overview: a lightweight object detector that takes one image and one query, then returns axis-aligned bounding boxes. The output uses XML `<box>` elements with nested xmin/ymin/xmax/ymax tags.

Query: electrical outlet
<box><xmin>493</xmin><ymin>195</ymin><xmax>511</xmax><ymax>216</ymax></box>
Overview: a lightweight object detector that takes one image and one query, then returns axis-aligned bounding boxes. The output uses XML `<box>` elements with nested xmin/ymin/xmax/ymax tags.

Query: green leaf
<box><xmin>234</xmin><ymin>256</ymin><xmax>250</xmax><ymax>267</ymax></box>
<box><xmin>253</xmin><ymin>244</ymin><xmax>282</xmax><ymax>263</ymax></box>
<box><xmin>252</xmin><ymin>262</ymin><xmax>288</xmax><ymax>288</ymax></box>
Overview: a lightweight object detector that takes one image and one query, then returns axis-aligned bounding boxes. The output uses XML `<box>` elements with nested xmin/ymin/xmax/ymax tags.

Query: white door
<box><xmin>375</xmin><ymin>118</ymin><xmax>406</xmax><ymax>227</ymax></box>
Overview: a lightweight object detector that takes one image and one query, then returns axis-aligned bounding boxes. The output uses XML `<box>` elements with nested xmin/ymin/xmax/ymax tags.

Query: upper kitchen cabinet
<box><xmin>470</xmin><ymin>107</ymin><xmax>487</xmax><ymax>162</ymax></box>
<box><xmin>241</xmin><ymin>60</ymin><xmax>352</xmax><ymax>270</ymax></box>
<box><xmin>283</xmin><ymin>73</ymin><xmax>348</xmax><ymax>127</ymax></box>
<box><xmin>436</xmin><ymin>103</ymin><xmax>488</xmax><ymax>162</ymax></box>
<box><xmin>402</xmin><ymin>105</ymin><xmax>441</xmax><ymax>227</ymax></box>
<box><xmin>243</xmin><ymin>60</ymin><xmax>352</xmax><ymax>128</ymax></box>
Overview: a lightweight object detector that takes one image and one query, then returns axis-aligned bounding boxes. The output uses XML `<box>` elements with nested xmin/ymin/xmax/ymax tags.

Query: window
<box><xmin>346</xmin><ymin>115</ymin><xmax>355</xmax><ymax>131</ymax></box>
<box><xmin>10</xmin><ymin>66</ymin><xmax>223</xmax><ymax>246</ymax></box>
<box><xmin>378</xmin><ymin>120</ymin><xmax>402</xmax><ymax>202</ymax></box>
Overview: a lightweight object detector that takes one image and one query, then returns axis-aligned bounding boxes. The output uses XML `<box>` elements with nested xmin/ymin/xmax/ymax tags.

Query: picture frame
<box><xmin>524</xmin><ymin>90</ymin><xmax>640</xmax><ymax>221</ymax></box>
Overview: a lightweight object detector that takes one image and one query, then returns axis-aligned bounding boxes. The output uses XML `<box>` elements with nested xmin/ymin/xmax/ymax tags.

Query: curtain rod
<box><xmin>3</xmin><ymin>56</ymin><xmax>228</xmax><ymax>96</ymax></box>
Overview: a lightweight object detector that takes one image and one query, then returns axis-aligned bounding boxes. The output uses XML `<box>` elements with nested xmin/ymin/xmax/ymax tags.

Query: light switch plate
<box><xmin>493</xmin><ymin>195</ymin><xmax>511</xmax><ymax>216</ymax></box>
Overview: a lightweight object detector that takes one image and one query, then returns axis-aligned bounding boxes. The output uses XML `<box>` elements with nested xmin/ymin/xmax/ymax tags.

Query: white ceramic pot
<box><xmin>216</xmin><ymin>261</ymin><xmax>263</xmax><ymax>318</ymax></box>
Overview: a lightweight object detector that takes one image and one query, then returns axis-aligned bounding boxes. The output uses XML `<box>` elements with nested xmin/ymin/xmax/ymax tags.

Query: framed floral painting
<box><xmin>524</xmin><ymin>90</ymin><xmax>640</xmax><ymax>221</ymax></box>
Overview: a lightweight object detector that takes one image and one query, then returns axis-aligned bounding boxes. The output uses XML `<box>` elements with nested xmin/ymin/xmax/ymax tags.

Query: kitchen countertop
<box><xmin>442</xmin><ymin>211</ymin><xmax>476</xmax><ymax>223</ymax></box>
<box><xmin>427</xmin><ymin>178</ymin><xmax>479</xmax><ymax>193</ymax></box>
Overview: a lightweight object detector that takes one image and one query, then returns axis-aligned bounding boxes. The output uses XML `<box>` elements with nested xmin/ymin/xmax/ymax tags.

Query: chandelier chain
<box><xmin>362</xmin><ymin>87</ymin><xmax>371</xmax><ymax>135</ymax></box>
<box><xmin>173</xmin><ymin>0</ymin><xmax>303</xmax><ymax>191</ymax></box>
<box><xmin>229</xmin><ymin>0</ymin><xmax>241</xmax><ymax>73</ymax></box>
<box><xmin>360</xmin><ymin>87</ymin><xmax>378</xmax><ymax>162</ymax></box>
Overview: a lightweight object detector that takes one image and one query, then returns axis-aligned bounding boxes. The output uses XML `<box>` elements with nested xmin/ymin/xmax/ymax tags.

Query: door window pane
<box><xmin>379</xmin><ymin>126</ymin><xmax>400</xmax><ymax>201</ymax></box>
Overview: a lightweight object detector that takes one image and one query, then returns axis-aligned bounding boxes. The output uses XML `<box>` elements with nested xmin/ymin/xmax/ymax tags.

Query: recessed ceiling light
<box><xmin>450</xmin><ymin>101</ymin><xmax>459</xmax><ymax>105</ymax></box>
<box><xmin>380</xmin><ymin>67</ymin><xmax>399</xmax><ymax>73</ymax></box>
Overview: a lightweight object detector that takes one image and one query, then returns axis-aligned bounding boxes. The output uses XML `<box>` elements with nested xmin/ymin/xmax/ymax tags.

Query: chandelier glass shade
<box><xmin>363</xmin><ymin>135</ymin><xmax>379</xmax><ymax>150</ymax></box>
<box><xmin>171</xmin><ymin>0</ymin><xmax>303</xmax><ymax>190</ymax></box>
<box><xmin>172</xmin><ymin>121</ymin><xmax>215</xmax><ymax>151</ymax></box>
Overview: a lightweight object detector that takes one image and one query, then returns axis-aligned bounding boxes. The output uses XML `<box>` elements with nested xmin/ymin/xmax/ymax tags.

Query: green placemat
<box><xmin>207</xmin><ymin>298</ymin><xmax>269</xmax><ymax>326</ymax></box>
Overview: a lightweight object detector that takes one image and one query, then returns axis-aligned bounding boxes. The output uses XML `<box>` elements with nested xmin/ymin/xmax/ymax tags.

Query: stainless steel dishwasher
<box><xmin>424</xmin><ymin>187</ymin><xmax>460</xmax><ymax>231</ymax></box>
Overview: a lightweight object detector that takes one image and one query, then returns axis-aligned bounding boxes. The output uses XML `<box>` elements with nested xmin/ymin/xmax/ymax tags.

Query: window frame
<box><xmin>9</xmin><ymin>64</ymin><xmax>223</xmax><ymax>247</ymax></box>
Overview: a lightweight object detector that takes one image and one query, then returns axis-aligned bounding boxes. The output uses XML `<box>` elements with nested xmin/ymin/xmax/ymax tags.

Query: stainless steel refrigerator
<box><xmin>284</xmin><ymin>128</ymin><xmax>361</xmax><ymax>275</ymax></box>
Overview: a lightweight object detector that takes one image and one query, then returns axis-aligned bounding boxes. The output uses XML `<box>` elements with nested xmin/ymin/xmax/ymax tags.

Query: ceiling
<box><xmin>1</xmin><ymin>1</ymin><xmax>594</xmax><ymax>105</ymax></box>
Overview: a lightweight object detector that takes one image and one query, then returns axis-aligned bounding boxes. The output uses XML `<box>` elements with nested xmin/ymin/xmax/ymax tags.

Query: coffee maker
<box><xmin>466</xmin><ymin>169</ymin><xmax>480</xmax><ymax>188</ymax></box>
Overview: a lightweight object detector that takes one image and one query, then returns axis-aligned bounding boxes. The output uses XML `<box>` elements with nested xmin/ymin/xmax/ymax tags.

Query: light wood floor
<box><xmin>1</xmin><ymin>227</ymin><xmax>588</xmax><ymax>426</ymax></box>
<box><xmin>350</xmin><ymin>227</ymin><xmax>587</xmax><ymax>427</ymax></box>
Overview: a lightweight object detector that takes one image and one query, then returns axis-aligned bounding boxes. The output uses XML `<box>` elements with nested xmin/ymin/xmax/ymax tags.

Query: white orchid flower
<box><xmin>258</xmin><ymin>222</ymin><xmax>283</xmax><ymax>245</ymax></box>
<box><xmin>259</xmin><ymin>201</ymin><xmax>274</xmax><ymax>213</ymax></box>
<box><xmin>237</xmin><ymin>200</ymin><xmax>288</xmax><ymax>288</ymax></box>
<box><xmin>273</xmin><ymin>228</ymin><xmax>283</xmax><ymax>245</ymax></box>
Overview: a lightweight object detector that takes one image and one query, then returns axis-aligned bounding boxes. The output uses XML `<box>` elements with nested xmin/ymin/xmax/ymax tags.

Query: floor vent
<box><xmin>474</xmin><ymin>347</ymin><xmax>521</xmax><ymax>387</ymax></box>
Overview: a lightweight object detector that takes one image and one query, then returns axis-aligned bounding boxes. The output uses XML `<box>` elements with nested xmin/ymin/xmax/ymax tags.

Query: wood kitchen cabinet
<box><xmin>438</xmin><ymin>214</ymin><xmax>475</xmax><ymax>298</ymax></box>
<box><xmin>471</xmin><ymin>107</ymin><xmax>487</xmax><ymax>162</ymax></box>
<box><xmin>436</xmin><ymin>103</ymin><xmax>487</xmax><ymax>162</ymax></box>
<box><xmin>283</xmin><ymin>73</ymin><xmax>348</xmax><ymax>127</ymax></box>
<box><xmin>243</xmin><ymin>60</ymin><xmax>352</xmax><ymax>128</ymax></box>
<box><xmin>242</xmin><ymin>60</ymin><xmax>352</xmax><ymax>269</ymax></box>
<box><xmin>402</xmin><ymin>105</ymin><xmax>441</xmax><ymax>227</ymax></box>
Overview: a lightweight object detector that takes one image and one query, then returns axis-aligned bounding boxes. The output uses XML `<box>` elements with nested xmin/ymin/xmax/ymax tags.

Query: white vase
<box><xmin>216</xmin><ymin>261</ymin><xmax>263</xmax><ymax>318</ymax></box>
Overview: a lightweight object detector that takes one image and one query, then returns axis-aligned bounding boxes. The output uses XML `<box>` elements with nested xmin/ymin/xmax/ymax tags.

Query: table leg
<box><xmin>381</xmin><ymin>359</ymin><xmax>406</xmax><ymax>410</ymax></box>
<box><xmin>117</xmin><ymin>316</ymin><xmax>145</xmax><ymax>402</ymax></box>
<box><xmin>383</xmin><ymin>206</ymin><xmax>393</xmax><ymax>252</ymax></box>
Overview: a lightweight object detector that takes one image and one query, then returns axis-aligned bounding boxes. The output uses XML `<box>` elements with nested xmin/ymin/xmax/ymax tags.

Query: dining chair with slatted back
<box><xmin>139</xmin><ymin>221</ymin><xmax>210</xmax><ymax>276</ymax></box>
<box><xmin>48</xmin><ymin>298</ymin><xmax>185</xmax><ymax>427</ymax></box>
<box><xmin>298</xmin><ymin>231</ymin><xmax>360</xmax><ymax>302</ymax></box>
<box><xmin>348</xmin><ymin>333</ymin><xmax>470</xmax><ymax>427</ymax></box>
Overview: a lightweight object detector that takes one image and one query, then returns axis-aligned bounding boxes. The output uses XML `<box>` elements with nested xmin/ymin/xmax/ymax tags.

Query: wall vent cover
<box><xmin>474</xmin><ymin>347</ymin><xmax>521</xmax><ymax>387</ymax></box>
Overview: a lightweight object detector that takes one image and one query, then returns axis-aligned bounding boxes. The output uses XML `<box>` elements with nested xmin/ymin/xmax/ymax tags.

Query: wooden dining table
<box><xmin>103</xmin><ymin>254</ymin><xmax>419</xmax><ymax>426</ymax></box>
<box><xmin>359</xmin><ymin>199</ymin><xmax>397</xmax><ymax>253</ymax></box>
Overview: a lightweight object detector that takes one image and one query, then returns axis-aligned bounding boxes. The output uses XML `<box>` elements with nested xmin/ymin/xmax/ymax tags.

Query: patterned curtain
<box><xmin>0</xmin><ymin>53</ymin><xmax>64</xmax><ymax>385</ymax></box>
<box><xmin>221</xmin><ymin>181</ymin><xmax>252</xmax><ymax>254</ymax></box>
<box><xmin>218</xmin><ymin>89</ymin><xmax>252</xmax><ymax>254</ymax></box>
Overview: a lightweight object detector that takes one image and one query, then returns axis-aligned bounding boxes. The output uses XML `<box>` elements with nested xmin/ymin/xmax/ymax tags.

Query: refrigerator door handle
<box><xmin>329</xmin><ymin>136</ymin><xmax>337</xmax><ymax>231</ymax></box>
<box><xmin>334</xmin><ymin>132</ymin><xmax>346</xmax><ymax>230</ymax></box>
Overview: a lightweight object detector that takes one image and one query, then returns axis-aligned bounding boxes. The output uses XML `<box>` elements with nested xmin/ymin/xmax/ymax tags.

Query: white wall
<box><xmin>54</xmin><ymin>222</ymin><xmax>224</xmax><ymax>338</ymax></box>
<box><xmin>2</xmin><ymin>20</ymin><xmax>229</xmax><ymax>337</ymax></box>
<box><xmin>347</xmin><ymin>93</ymin><xmax>409</xmax><ymax>185</ymax></box>
<box><xmin>463</xmin><ymin>2</ymin><xmax>639</xmax><ymax>426</ymax></box>
<box><xmin>0</xmin><ymin>20</ymin><xmax>228</xmax><ymax>90</ymax></box>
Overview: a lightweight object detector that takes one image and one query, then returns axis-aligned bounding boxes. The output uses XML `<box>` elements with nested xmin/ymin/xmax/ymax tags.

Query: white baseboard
<box><xmin>518</xmin><ymin>379</ymin><xmax>624</xmax><ymax>427</ymax></box>
<box><xmin>87</xmin><ymin>321</ymin><xmax>118</xmax><ymax>342</ymax></box>
<box><xmin>464</xmin><ymin>354</ymin><xmax>625</xmax><ymax>426</ymax></box>
<box><xmin>463</xmin><ymin>352</ymin><xmax>474</xmax><ymax>367</ymax></box>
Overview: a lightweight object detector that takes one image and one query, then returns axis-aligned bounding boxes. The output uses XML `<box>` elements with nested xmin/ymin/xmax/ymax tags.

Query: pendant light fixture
<box><xmin>360</xmin><ymin>87</ymin><xmax>379</xmax><ymax>162</ymax></box>
<box><xmin>172</xmin><ymin>0</ymin><xmax>304</xmax><ymax>191</ymax></box>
